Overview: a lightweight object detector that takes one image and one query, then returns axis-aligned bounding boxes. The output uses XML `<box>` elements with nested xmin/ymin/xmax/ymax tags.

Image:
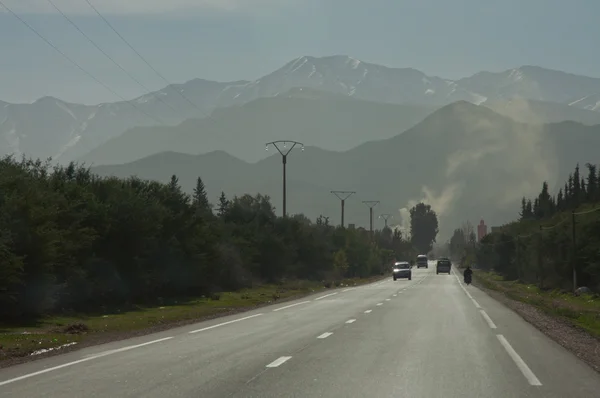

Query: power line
<box><xmin>83</xmin><ymin>0</ymin><xmax>204</xmax><ymax>114</ymax></box>
<box><xmin>45</xmin><ymin>0</ymin><xmax>177</xmax><ymax>118</ymax></box>
<box><xmin>0</xmin><ymin>0</ymin><xmax>162</xmax><ymax>125</ymax></box>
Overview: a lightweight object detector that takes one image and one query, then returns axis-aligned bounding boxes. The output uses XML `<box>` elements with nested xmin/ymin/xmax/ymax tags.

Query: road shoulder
<box><xmin>468</xmin><ymin>270</ymin><xmax>600</xmax><ymax>374</ymax></box>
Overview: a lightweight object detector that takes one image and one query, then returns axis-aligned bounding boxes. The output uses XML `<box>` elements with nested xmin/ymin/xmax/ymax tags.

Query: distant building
<box><xmin>477</xmin><ymin>219</ymin><xmax>488</xmax><ymax>242</ymax></box>
<box><xmin>348</xmin><ymin>223</ymin><xmax>356</xmax><ymax>229</ymax></box>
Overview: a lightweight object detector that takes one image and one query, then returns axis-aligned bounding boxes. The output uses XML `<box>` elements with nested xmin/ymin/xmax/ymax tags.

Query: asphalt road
<box><xmin>2</xmin><ymin>261</ymin><xmax>600</xmax><ymax>397</ymax></box>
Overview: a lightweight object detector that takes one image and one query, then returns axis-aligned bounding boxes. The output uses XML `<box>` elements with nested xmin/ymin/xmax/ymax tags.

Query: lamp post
<box><xmin>265</xmin><ymin>140</ymin><xmax>304</xmax><ymax>217</ymax></box>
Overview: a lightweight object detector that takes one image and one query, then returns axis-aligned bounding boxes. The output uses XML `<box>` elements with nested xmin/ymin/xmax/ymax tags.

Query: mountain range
<box><xmin>90</xmin><ymin>101</ymin><xmax>600</xmax><ymax>239</ymax></box>
<box><xmin>3</xmin><ymin>55</ymin><xmax>600</xmax><ymax>164</ymax></box>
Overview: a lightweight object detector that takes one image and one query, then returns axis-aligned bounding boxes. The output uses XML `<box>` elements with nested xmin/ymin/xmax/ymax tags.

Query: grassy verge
<box><xmin>0</xmin><ymin>276</ymin><xmax>383</xmax><ymax>363</ymax></box>
<box><xmin>473</xmin><ymin>270</ymin><xmax>600</xmax><ymax>338</ymax></box>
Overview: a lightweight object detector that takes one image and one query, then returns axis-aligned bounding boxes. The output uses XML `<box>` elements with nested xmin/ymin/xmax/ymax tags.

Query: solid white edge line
<box><xmin>364</xmin><ymin>310</ymin><xmax>372</xmax><ymax>313</ymax></box>
<box><xmin>496</xmin><ymin>335</ymin><xmax>542</xmax><ymax>386</ymax></box>
<box><xmin>314</xmin><ymin>292</ymin><xmax>338</xmax><ymax>301</ymax></box>
<box><xmin>480</xmin><ymin>310</ymin><xmax>497</xmax><ymax>329</ymax></box>
<box><xmin>189</xmin><ymin>313</ymin><xmax>263</xmax><ymax>334</ymax></box>
<box><xmin>345</xmin><ymin>319</ymin><xmax>356</xmax><ymax>324</ymax></box>
<box><xmin>266</xmin><ymin>356</ymin><xmax>292</xmax><ymax>368</ymax></box>
<box><xmin>272</xmin><ymin>301</ymin><xmax>311</xmax><ymax>312</ymax></box>
<box><xmin>342</xmin><ymin>288</ymin><xmax>354</xmax><ymax>292</ymax></box>
<box><xmin>317</xmin><ymin>332</ymin><xmax>333</xmax><ymax>339</ymax></box>
<box><xmin>0</xmin><ymin>337</ymin><xmax>174</xmax><ymax>387</ymax></box>
<box><xmin>471</xmin><ymin>298</ymin><xmax>482</xmax><ymax>308</ymax></box>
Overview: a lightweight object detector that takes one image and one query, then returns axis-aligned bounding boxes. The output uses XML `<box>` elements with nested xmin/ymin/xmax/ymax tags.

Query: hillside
<box><xmin>79</xmin><ymin>94</ymin><xmax>436</xmax><ymax>165</ymax></box>
<box><xmin>91</xmin><ymin>102</ymin><xmax>600</xmax><ymax>239</ymax></box>
<box><xmin>5</xmin><ymin>55</ymin><xmax>600</xmax><ymax>164</ymax></box>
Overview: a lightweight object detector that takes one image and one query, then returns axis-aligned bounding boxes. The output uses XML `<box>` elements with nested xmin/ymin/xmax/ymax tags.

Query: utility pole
<box><xmin>265</xmin><ymin>140</ymin><xmax>304</xmax><ymax>217</ymax></box>
<box><xmin>538</xmin><ymin>225</ymin><xmax>543</xmax><ymax>289</ymax></box>
<box><xmin>379</xmin><ymin>214</ymin><xmax>393</xmax><ymax>228</ymax></box>
<box><xmin>362</xmin><ymin>201</ymin><xmax>380</xmax><ymax>234</ymax></box>
<box><xmin>331</xmin><ymin>191</ymin><xmax>356</xmax><ymax>227</ymax></box>
<box><xmin>572</xmin><ymin>211</ymin><xmax>577</xmax><ymax>293</ymax></box>
<box><xmin>516</xmin><ymin>236</ymin><xmax>521</xmax><ymax>281</ymax></box>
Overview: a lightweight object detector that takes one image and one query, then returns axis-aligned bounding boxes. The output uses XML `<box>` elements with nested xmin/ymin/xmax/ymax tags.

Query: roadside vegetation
<box><xmin>0</xmin><ymin>156</ymin><xmax>419</xmax><ymax>360</ymax></box>
<box><xmin>450</xmin><ymin>162</ymin><xmax>600</xmax><ymax>338</ymax></box>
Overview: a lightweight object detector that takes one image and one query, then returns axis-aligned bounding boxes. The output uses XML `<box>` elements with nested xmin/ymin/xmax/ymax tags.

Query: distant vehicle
<box><xmin>436</xmin><ymin>258</ymin><xmax>452</xmax><ymax>274</ymax></box>
<box><xmin>392</xmin><ymin>261</ymin><xmax>412</xmax><ymax>281</ymax></box>
<box><xmin>416</xmin><ymin>255</ymin><xmax>428</xmax><ymax>269</ymax></box>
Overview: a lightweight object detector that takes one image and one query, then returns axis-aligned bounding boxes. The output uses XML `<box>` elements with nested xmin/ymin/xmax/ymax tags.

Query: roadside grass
<box><xmin>0</xmin><ymin>275</ymin><xmax>382</xmax><ymax>361</ymax></box>
<box><xmin>473</xmin><ymin>270</ymin><xmax>600</xmax><ymax>338</ymax></box>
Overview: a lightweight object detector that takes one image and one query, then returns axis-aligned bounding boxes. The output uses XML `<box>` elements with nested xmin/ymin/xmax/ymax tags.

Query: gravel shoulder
<box><xmin>469</xmin><ymin>270</ymin><xmax>600</xmax><ymax>374</ymax></box>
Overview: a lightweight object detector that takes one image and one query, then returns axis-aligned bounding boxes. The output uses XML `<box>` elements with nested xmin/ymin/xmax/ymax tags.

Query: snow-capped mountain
<box><xmin>214</xmin><ymin>55</ymin><xmax>487</xmax><ymax>107</ymax></box>
<box><xmin>0</xmin><ymin>79</ymin><xmax>245</xmax><ymax>163</ymax></box>
<box><xmin>2</xmin><ymin>55</ymin><xmax>600</xmax><ymax>163</ymax></box>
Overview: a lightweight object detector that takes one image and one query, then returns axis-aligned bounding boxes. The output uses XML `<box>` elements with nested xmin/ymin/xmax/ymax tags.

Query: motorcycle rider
<box><xmin>463</xmin><ymin>266</ymin><xmax>473</xmax><ymax>284</ymax></box>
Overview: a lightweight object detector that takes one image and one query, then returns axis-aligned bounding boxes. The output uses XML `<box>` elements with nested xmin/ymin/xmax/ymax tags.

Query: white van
<box><xmin>416</xmin><ymin>254</ymin><xmax>428</xmax><ymax>268</ymax></box>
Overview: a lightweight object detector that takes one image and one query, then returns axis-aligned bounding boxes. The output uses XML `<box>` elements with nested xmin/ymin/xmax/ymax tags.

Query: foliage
<box><xmin>409</xmin><ymin>202</ymin><xmax>439</xmax><ymax>254</ymax></box>
<box><xmin>457</xmin><ymin>162</ymin><xmax>600</xmax><ymax>292</ymax></box>
<box><xmin>0</xmin><ymin>156</ymin><xmax>413</xmax><ymax>320</ymax></box>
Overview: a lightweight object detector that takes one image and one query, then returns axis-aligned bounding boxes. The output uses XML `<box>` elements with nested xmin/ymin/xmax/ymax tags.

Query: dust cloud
<box><xmin>397</xmin><ymin>98</ymin><xmax>559</xmax><ymax>239</ymax></box>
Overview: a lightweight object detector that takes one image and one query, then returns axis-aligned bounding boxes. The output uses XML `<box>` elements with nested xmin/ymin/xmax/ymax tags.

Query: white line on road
<box><xmin>393</xmin><ymin>294</ymin><xmax>397</xmax><ymax>297</ymax></box>
<box><xmin>317</xmin><ymin>332</ymin><xmax>333</xmax><ymax>339</ymax></box>
<box><xmin>189</xmin><ymin>314</ymin><xmax>263</xmax><ymax>334</ymax></box>
<box><xmin>272</xmin><ymin>301</ymin><xmax>311</xmax><ymax>312</ymax></box>
<box><xmin>315</xmin><ymin>292</ymin><xmax>338</xmax><ymax>301</ymax></box>
<box><xmin>496</xmin><ymin>335</ymin><xmax>542</xmax><ymax>386</ymax></box>
<box><xmin>376</xmin><ymin>303</ymin><xmax>383</xmax><ymax>306</ymax></box>
<box><xmin>480</xmin><ymin>310</ymin><xmax>497</xmax><ymax>329</ymax></box>
<box><xmin>345</xmin><ymin>319</ymin><xmax>356</xmax><ymax>324</ymax></box>
<box><xmin>385</xmin><ymin>298</ymin><xmax>391</xmax><ymax>301</ymax></box>
<box><xmin>364</xmin><ymin>310</ymin><xmax>372</xmax><ymax>313</ymax></box>
<box><xmin>266</xmin><ymin>356</ymin><xmax>292</xmax><ymax>368</ymax></box>
<box><xmin>471</xmin><ymin>298</ymin><xmax>481</xmax><ymax>308</ymax></box>
<box><xmin>0</xmin><ymin>337</ymin><xmax>174</xmax><ymax>387</ymax></box>
<box><xmin>342</xmin><ymin>288</ymin><xmax>354</xmax><ymax>292</ymax></box>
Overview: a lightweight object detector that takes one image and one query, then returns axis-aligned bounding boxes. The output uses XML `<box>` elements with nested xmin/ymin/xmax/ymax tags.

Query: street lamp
<box><xmin>362</xmin><ymin>201</ymin><xmax>380</xmax><ymax>234</ymax></box>
<box><xmin>331</xmin><ymin>191</ymin><xmax>356</xmax><ymax>228</ymax></box>
<box><xmin>265</xmin><ymin>140</ymin><xmax>304</xmax><ymax>217</ymax></box>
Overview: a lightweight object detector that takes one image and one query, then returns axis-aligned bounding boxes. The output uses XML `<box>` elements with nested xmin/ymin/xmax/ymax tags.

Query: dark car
<box><xmin>436</xmin><ymin>258</ymin><xmax>452</xmax><ymax>274</ymax></box>
<box><xmin>416</xmin><ymin>255</ymin><xmax>428</xmax><ymax>269</ymax></box>
<box><xmin>393</xmin><ymin>261</ymin><xmax>412</xmax><ymax>281</ymax></box>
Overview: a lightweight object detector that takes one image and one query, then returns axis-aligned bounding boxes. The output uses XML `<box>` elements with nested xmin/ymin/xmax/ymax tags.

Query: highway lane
<box><xmin>1</xmin><ymin>262</ymin><xmax>600</xmax><ymax>397</ymax></box>
<box><xmin>0</xmin><ymin>272</ymin><xmax>424</xmax><ymax>397</ymax></box>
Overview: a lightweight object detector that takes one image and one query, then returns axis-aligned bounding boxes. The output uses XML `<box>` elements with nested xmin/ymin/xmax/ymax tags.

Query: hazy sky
<box><xmin>1</xmin><ymin>0</ymin><xmax>598</xmax><ymax>104</ymax></box>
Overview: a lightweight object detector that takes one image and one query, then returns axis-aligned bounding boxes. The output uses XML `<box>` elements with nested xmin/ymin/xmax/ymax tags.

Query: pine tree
<box><xmin>192</xmin><ymin>176</ymin><xmax>211</xmax><ymax>213</ymax></box>
<box><xmin>168</xmin><ymin>174</ymin><xmax>179</xmax><ymax>191</ymax></box>
<box><xmin>519</xmin><ymin>197</ymin><xmax>527</xmax><ymax>220</ymax></box>
<box><xmin>217</xmin><ymin>191</ymin><xmax>229</xmax><ymax>217</ymax></box>
<box><xmin>573</xmin><ymin>165</ymin><xmax>582</xmax><ymax>206</ymax></box>
<box><xmin>586</xmin><ymin>163</ymin><xmax>598</xmax><ymax>201</ymax></box>
<box><xmin>556</xmin><ymin>188</ymin><xmax>564</xmax><ymax>211</ymax></box>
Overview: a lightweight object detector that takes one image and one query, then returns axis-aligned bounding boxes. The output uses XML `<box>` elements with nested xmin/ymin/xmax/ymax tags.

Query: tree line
<box><xmin>449</xmin><ymin>162</ymin><xmax>600</xmax><ymax>292</ymax></box>
<box><xmin>0</xmin><ymin>156</ymin><xmax>430</xmax><ymax>320</ymax></box>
